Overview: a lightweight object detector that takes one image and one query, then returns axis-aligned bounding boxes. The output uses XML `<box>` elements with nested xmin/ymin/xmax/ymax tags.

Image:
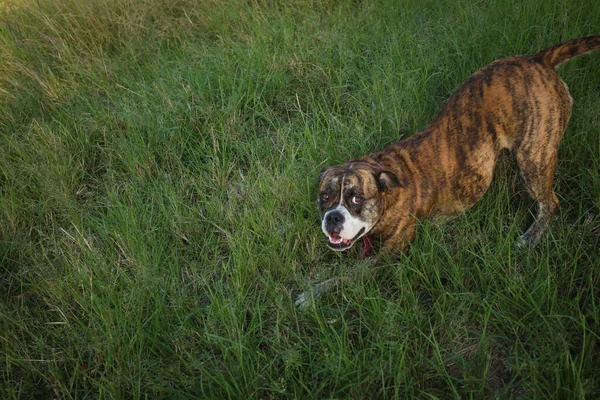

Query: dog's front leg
<box><xmin>376</xmin><ymin>222</ymin><xmax>416</xmax><ymax>260</ymax></box>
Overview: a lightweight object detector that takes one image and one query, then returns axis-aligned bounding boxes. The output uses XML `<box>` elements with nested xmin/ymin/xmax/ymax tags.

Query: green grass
<box><xmin>1</xmin><ymin>0</ymin><xmax>599</xmax><ymax>397</ymax></box>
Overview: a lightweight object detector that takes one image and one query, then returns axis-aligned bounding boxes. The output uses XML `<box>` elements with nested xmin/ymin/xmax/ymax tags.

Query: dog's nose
<box><xmin>325</xmin><ymin>211</ymin><xmax>345</xmax><ymax>232</ymax></box>
<box><xmin>327</xmin><ymin>212</ymin><xmax>344</xmax><ymax>224</ymax></box>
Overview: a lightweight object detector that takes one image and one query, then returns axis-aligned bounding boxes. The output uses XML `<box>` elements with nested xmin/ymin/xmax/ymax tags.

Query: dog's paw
<box><xmin>294</xmin><ymin>278</ymin><xmax>340</xmax><ymax>309</ymax></box>
<box><xmin>515</xmin><ymin>236</ymin><xmax>527</xmax><ymax>249</ymax></box>
<box><xmin>362</xmin><ymin>255</ymin><xmax>381</xmax><ymax>266</ymax></box>
<box><xmin>516</xmin><ymin>231</ymin><xmax>541</xmax><ymax>249</ymax></box>
<box><xmin>294</xmin><ymin>290</ymin><xmax>312</xmax><ymax>309</ymax></box>
<box><xmin>294</xmin><ymin>283</ymin><xmax>324</xmax><ymax>309</ymax></box>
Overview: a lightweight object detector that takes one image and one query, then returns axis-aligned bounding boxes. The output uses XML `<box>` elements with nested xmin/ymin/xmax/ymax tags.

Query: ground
<box><xmin>1</xmin><ymin>0</ymin><xmax>599</xmax><ymax>398</ymax></box>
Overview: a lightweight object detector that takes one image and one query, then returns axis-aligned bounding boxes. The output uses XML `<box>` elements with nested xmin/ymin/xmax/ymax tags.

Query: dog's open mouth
<box><xmin>327</xmin><ymin>228</ymin><xmax>365</xmax><ymax>251</ymax></box>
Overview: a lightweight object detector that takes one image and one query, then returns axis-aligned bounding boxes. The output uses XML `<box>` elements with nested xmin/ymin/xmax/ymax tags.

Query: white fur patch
<box><xmin>563</xmin><ymin>81</ymin><xmax>573</xmax><ymax>104</ymax></box>
<box><xmin>321</xmin><ymin>205</ymin><xmax>371</xmax><ymax>240</ymax></box>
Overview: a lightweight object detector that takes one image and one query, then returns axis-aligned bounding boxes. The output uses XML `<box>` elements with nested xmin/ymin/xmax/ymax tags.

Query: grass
<box><xmin>0</xmin><ymin>0</ymin><xmax>599</xmax><ymax>397</ymax></box>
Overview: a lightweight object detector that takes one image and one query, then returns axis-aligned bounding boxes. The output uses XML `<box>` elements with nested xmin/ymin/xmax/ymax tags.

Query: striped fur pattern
<box><xmin>317</xmin><ymin>35</ymin><xmax>600</xmax><ymax>258</ymax></box>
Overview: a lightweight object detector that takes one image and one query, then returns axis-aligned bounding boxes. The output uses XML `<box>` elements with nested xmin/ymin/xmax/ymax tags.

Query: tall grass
<box><xmin>1</xmin><ymin>0</ymin><xmax>599</xmax><ymax>397</ymax></box>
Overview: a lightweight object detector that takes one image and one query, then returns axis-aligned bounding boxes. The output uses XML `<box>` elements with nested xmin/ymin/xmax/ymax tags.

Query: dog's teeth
<box><xmin>329</xmin><ymin>236</ymin><xmax>342</xmax><ymax>244</ymax></box>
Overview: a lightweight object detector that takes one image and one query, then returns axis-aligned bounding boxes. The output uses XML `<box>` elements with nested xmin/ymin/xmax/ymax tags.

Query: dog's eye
<box><xmin>321</xmin><ymin>193</ymin><xmax>329</xmax><ymax>201</ymax></box>
<box><xmin>351</xmin><ymin>196</ymin><xmax>363</xmax><ymax>205</ymax></box>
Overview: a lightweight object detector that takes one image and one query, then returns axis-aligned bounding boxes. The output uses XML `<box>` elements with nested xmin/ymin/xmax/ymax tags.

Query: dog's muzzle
<box><xmin>322</xmin><ymin>206</ymin><xmax>369</xmax><ymax>251</ymax></box>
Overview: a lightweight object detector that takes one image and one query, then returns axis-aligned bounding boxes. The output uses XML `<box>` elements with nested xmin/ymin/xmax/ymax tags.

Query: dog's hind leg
<box><xmin>515</xmin><ymin>145</ymin><xmax>560</xmax><ymax>247</ymax></box>
<box><xmin>514</xmin><ymin>79</ymin><xmax>572</xmax><ymax>247</ymax></box>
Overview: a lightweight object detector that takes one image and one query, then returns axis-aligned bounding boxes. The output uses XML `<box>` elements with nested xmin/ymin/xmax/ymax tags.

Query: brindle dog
<box><xmin>318</xmin><ymin>34</ymin><xmax>600</xmax><ymax>257</ymax></box>
<box><xmin>296</xmin><ymin>35</ymin><xmax>600</xmax><ymax>308</ymax></box>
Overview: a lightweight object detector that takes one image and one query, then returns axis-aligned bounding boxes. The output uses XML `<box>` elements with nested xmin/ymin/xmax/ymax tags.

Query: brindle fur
<box><xmin>318</xmin><ymin>35</ymin><xmax>600</xmax><ymax>257</ymax></box>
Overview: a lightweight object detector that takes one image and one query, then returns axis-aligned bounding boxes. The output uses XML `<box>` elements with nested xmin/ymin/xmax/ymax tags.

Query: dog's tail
<box><xmin>534</xmin><ymin>34</ymin><xmax>600</xmax><ymax>68</ymax></box>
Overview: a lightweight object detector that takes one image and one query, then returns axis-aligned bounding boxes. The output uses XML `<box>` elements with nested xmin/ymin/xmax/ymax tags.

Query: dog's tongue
<box><xmin>329</xmin><ymin>233</ymin><xmax>342</xmax><ymax>244</ymax></box>
<box><xmin>361</xmin><ymin>235</ymin><xmax>373</xmax><ymax>259</ymax></box>
<box><xmin>329</xmin><ymin>233</ymin><xmax>353</xmax><ymax>245</ymax></box>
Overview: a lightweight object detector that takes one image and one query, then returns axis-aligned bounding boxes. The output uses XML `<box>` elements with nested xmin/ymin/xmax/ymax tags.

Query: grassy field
<box><xmin>1</xmin><ymin>0</ymin><xmax>599</xmax><ymax>398</ymax></box>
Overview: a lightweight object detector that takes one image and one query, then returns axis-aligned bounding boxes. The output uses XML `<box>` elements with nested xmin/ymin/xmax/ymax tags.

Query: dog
<box><xmin>295</xmin><ymin>35</ymin><xmax>600</xmax><ymax>308</ymax></box>
<box><xmin>318</xmin><ymin>34</ymin><xmax>600</xmax><ymax>258</ymax></box>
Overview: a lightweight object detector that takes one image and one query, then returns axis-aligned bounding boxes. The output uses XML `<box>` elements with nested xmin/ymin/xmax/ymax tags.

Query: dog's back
<box><xmin>370</xmin><ymin>35</ymin><xmax>600</xmax><ymax>244</ymax></box>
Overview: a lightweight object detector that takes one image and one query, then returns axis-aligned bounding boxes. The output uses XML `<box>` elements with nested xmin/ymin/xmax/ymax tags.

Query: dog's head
<box><xmin>317</xmin><ymin>162</ymin><xmax>402</xmax><ymax>251</ymax></box>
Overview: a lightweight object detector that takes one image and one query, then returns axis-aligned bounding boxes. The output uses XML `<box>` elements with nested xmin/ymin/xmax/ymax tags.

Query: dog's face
<box><xmin>317</xmin><ymin>162</ymin><xmax>402</xmax><ymax>251</ymax></box>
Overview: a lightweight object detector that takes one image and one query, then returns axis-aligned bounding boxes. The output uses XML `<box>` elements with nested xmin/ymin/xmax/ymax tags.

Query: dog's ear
<box><xmin>317</xmin><ymin>166</ymin><xmax>328</xmax><ymax>185</ymax></box>
<box><xmin>376</xmin><ymin>170</ymin><xmax>403</xmax><ymax>191</ymax></box>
